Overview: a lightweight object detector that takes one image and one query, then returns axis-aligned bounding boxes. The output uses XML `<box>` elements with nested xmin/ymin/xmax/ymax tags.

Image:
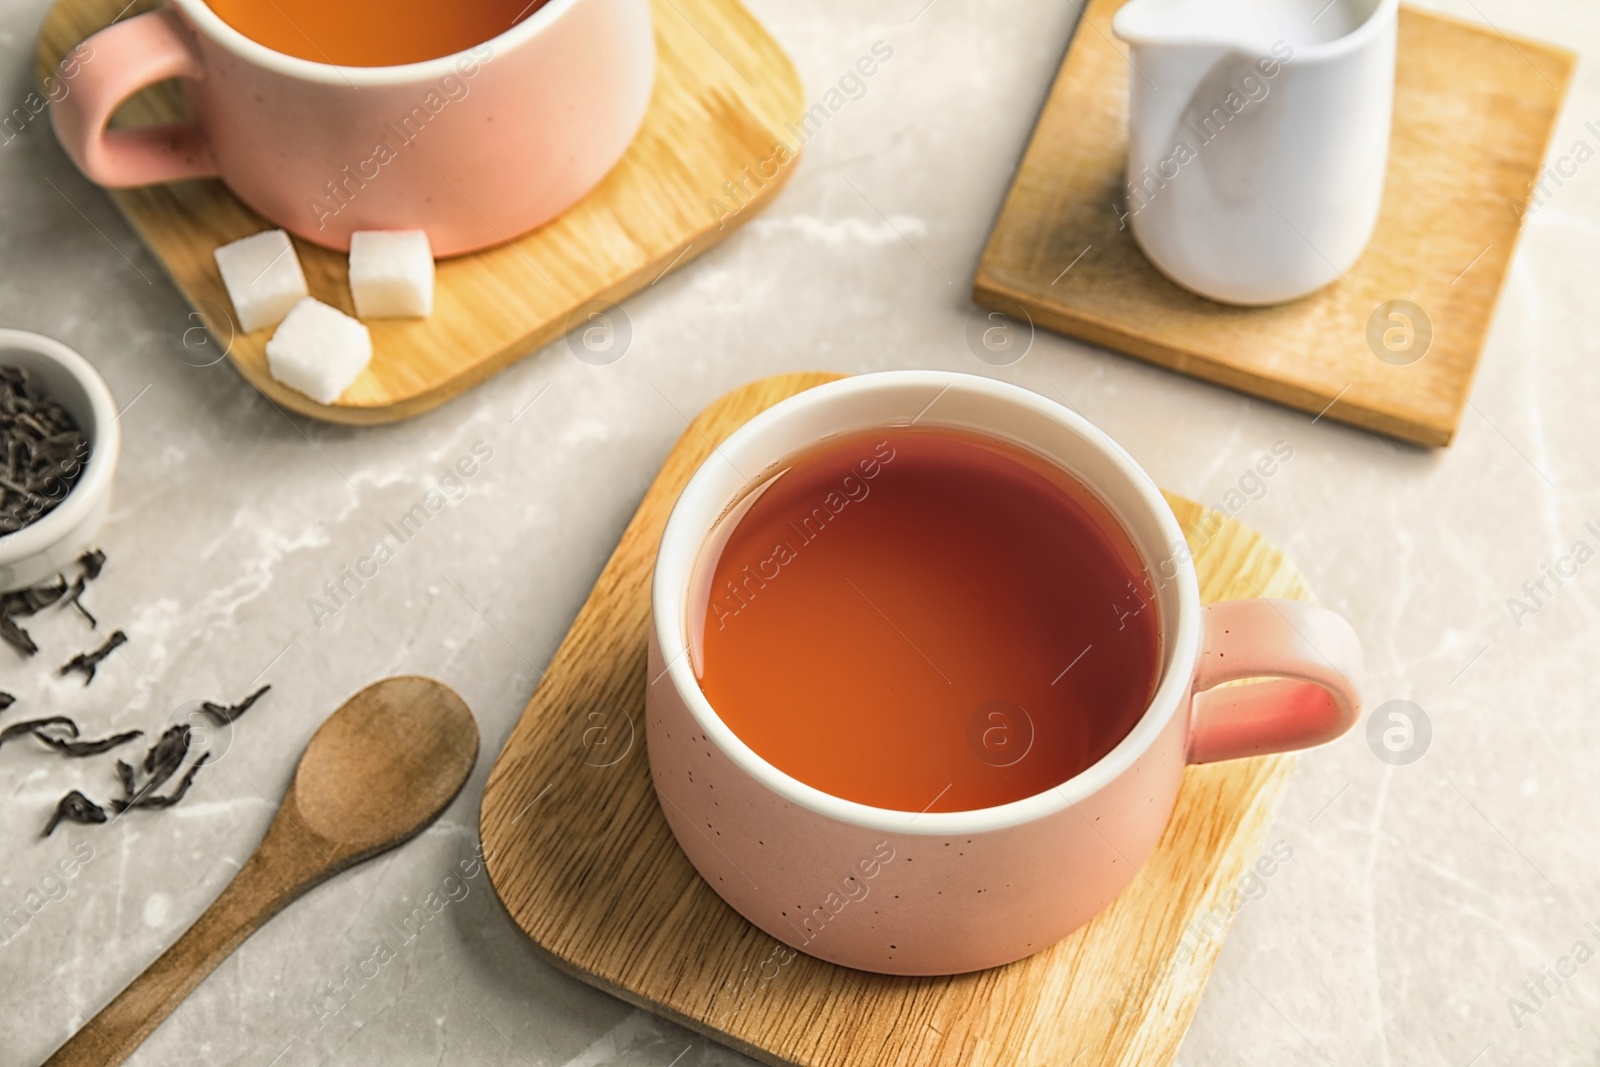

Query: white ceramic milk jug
<box><xmin>1112</xmin><ymin>0</ymin><xmax>1398</xmax><ymax>305</ymax></box>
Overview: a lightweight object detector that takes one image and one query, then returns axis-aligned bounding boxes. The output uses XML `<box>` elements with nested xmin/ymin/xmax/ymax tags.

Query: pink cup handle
<box><xmin>50</xmin><ymin>9</ymin><xmax>219</xmax><ymax>187</ymax></box>
<box><xmin>1187</xmin><ymin>599</ymin><xmax>1364</xmax><ymax>764</ymax></box>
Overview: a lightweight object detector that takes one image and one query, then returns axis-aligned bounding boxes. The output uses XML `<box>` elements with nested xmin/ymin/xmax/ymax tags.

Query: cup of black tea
<box><xmin>645</xmin><ymin>370</ymin><xmax>1365</xmax><ymax>975</ymax></box>
<box><xmin>0</xmin><ymin>330</ymin><xmax>120</xmax><ymax>592</ymax></box>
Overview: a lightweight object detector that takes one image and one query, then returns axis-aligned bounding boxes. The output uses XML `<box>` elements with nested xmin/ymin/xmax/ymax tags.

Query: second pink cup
<box><xmin>50</xmin><ymin>0</ymin><xmax>655</xmax><ymax>255</ymax></box>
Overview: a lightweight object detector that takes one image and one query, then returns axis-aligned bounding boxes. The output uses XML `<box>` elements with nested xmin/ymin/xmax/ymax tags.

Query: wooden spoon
<box><xmin>43</xmin><ymin>675</ymin><xmax>479</xmax><ymax>1067</ymax></box>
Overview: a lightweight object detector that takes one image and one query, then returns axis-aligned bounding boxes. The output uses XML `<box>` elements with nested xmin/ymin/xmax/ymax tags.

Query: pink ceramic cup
<box><xmin>646</xmin><ymin>371</ymin><xmax>1364</xmax><ymax>976</ymax></box>
<box><xmin>50</xmin><ymin>0</ymin><xmax>655</xmax><ymax>255</ymax></box>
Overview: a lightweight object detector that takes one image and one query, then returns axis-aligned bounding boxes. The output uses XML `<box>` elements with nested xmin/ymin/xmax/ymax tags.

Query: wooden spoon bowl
<box><xmin>291</xmin><ymin>675</ymin><xmax>479</xmax><ymax>858</ymax></box>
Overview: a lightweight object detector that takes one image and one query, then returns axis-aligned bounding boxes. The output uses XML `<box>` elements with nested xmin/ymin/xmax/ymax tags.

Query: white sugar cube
<box><xmin>214</xmin><ymin>230</ymin><xmax>308</xmax><ymax>333</ymax></box>
<box><xmin>265</xmin><ymin>298</ymin><xmax>371</xmax><ymax>405</ymax></box>
<box><xmin>348</xmin><ymin>230</ymin><xmax>434</xmax><ymax>318</ymax></box>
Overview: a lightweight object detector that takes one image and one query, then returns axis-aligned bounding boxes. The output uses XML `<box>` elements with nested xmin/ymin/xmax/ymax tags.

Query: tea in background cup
<box><xmin>51</xmin><ymin>0</ymin><xmax>655</xmax><ymax>254</ymax></box>
<box><xmin>647</xmin><ymin>372</ymin><xmax>1365</xmax><ymax>975</ymax></box>
<box><xmin>204</xmin><ymin>0</ymin><xmax>551</xmax><ymax>66</ymax></box>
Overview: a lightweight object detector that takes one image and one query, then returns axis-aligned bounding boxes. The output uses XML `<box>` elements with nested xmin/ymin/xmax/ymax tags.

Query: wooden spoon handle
<box><xmin>43</xmin><ymin>818</ymin><xmax>333</xmax><ymax>1067</ymax></box>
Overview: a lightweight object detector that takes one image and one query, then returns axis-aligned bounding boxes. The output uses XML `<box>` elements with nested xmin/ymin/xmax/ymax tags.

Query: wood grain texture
<box><xmin>42</xmin><ymin>677</ymin><xmax>479</xmax><ymax>1067</ymax></box>
<box><xmin>974</xmin><ymin>1</ymin><xmax>1573</xmax><ymax>448</ymax></box>
<box><xmin>35</xmin><ymin>0</ymin><xmax>804</xmax><ymax>424</ymax></box>
<box><xmin>480</xmin><ymin>372</ymin><xmax>1313</xmax><ymax>1067</ymax></box>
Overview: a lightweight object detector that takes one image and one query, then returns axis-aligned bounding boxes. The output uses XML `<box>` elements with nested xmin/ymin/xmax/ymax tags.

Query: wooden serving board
<box><xmin>36</xmin><ymin>0</ymin><xmax>804</xmax><ymax>424</ymax></box>
<box><xmin>481</xmin><ymin>371</ymin><xmax>1313</xmax><ymax>1067</ymax></box>
<box><xmin>974</xmin><ymin>1</ymin><xmax>1574</xmax><ymax>448</ymax></box>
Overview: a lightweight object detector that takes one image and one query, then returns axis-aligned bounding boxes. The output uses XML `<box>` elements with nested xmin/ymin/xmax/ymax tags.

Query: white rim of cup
<box><xmin>652</xmin><ymin>371</ymin><xmax>1204</xmax><ymax>837</ymax></box>
<box><xmin>0</xmin><ymin>329</ymin><xmax>120</xmax><ymax>565</ymax></box>
<box><xmin>170</xmin><ymin>0</ymin><xmax>585</xmax><ymax>87</ymax></box>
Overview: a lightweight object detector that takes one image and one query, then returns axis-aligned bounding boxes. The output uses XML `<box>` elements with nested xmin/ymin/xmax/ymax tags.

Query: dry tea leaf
<box><xmin>0</xmin><ymin>364</ymin><xmax>89</xmax><ymax>536</ymax></box>
<box><xmin>34</xmin><ymin>727</ymin><xmax>143</xmax><ymax>757</ymax></box>
<box><xmin>115</xmin><ymin>752</ymin><xmax>211</xmax><ymax>812</ymax></box>
<box><xmin>0</xmin><ymin>717</ymin><xmax>138</xmax><ymax>758</ymax></box>
<box><xmin>59</xmin><ymin>630</ymin><xmax>128</xmax><ymax>686</ymax></box>
<box><xmin>77</xmin><ymin>548</ymin><xmax>105</xmax><ymax>581</ymax></box>
<box><xmin>200</xmin><ymin>684</ymin><xmax>271</xmax><ymax>726</ymax></box>
<box><xmin>142</xmin><ymin>724</ymin><xmax>191</xmax><ymax>785</ymax></box>
<box><xmin>44</xmin><ymin>790</ymin><xmax>107</xmax><ymax>837</ymax></box>
<box><xmin>63</xmin><ymin>574</ymin><xmax>96</xmax><ymax>627</ymax></box>
<box><xmin>0</xmin><ymin>614</ymin><xmax>36</xmax><ymax>656</ymax></box>
<box><xmin>1</xmin><ymin>550</ymin><xmax>110</xmax><ymax>658</ymax></box>
<box><xmin>114</xmin><ymin>725</ymin><xmax>196</xmax><ymax>810</ymax></box>
<box><xmin>0</xmin><ymin>716</ymin><xmax>77</xmax><ymax>750</ymax></box>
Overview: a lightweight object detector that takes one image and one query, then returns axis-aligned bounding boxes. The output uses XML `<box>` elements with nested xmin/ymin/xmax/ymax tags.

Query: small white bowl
<box><xmin>0</xmin><ymin>329</ymin><xmax>121</xmax><ymax>593</ymax></box>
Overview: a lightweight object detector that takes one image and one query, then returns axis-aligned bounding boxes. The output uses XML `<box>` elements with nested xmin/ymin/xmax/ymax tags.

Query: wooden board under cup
<box><xmin>35</xmin><ymin>0</ymin><xmax>804</xmax><ymax>424</ymax></box>
<box><xmin>480</xmin><ymin>371</ymin><xmax>1317</xmax><ymax>1067</ymax></box>
<box><xmin>974</xmin><ymin>0</ymin><xmax>1574</xmax><ymax>447</ymax></box>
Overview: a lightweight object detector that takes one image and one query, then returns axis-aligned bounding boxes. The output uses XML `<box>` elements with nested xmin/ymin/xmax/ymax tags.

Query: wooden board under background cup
<box><xmin>974</xmin><ymin>0</ymin><xmax>1574</xmax><ymax>448</ymax></box>
<box><xmin>35</xmin><ymin>0</ymin><xmax>805</xmax><ymax>424</ymax></box>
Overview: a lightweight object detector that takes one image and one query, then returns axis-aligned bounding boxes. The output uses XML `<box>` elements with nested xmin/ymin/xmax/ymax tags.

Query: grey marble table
<box><xmin>2</xmin><ymin>0</ymin><xmax>1598</xmax><ymax>1064</ymax></box>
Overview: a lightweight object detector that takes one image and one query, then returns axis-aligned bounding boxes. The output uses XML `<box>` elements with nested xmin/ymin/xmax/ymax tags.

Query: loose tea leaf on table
<box><xmin>58</xmin><ymin>629</ymin><xmax>128</xmax><ymax>685</ymax></box>
<box><xmin>0</xmin><ymin>613</ymin><xmax>36</xmax><ymax>655</ymax></box>
<box><xmin>77</xmin><ymin>548</ymin><xmax>105</xmax><ymax>581</ymax></box>
<box><xmin>143</xmin><ymin>724</ymin><xmax>191</xmax><ymax>784</ymax></box>
<box><xmin>6</xmin><ymin>575</ymin><xmax>68</xmax><ymax>614</ymax></box>
<box><xmin>200</xmin><ymin>684</ymin><xmax>271</xmax><ymax>726</ymax></box>
<box><xmin>114</xmin><ymin>724</ymin><xmax>196</xmax><ymax>810</ymax></box>
<box><xmin>33</xmin><ymin>726</ymin><xmax>143</xmax><ymax>757</ymax></box>
<box><xmin>115</xmin><ymin>752</ymin><xmax>211</xmax><ymax>812</ymax></box>
<box><xmin>114</xmin><ymin>758</ymin><xmax>136</xmax><ymax>798</ymax></box>
<box><xmin>62</xmin><ymin>549</ymin><xmax>107</xmax><ymax>628</ymax></box>
<box><xmin>0</xmin><ymin>716</ymin><xmax>136</xmax><ymax>758</ymax></box>
<box><xmin>0</xmin><ymin>716</ymin><xmax>77</xmax><ymax>750</ymax></box>
<box><xmin>63</xmin><ymin>575</ymin><xmax>96</xmax><ymax>628</ymax></box>
<box><xmin>1</xmin><ymin>576</ymin><xmax>68</xmax><ymax>656</ymax></box>
<box><xmin>43</xmin><ymin>790</ymin><xmax>107</xmax><ymax>837</ymax></box>
<box><xmin>1</xmin><ymin>550</ymin><xmax>110</xmax><ymax>657</ymax></box>
<box><xmin>115</xmin><ymin>725</ymin><xmax>210</xmax><ymax>813</ymax></box>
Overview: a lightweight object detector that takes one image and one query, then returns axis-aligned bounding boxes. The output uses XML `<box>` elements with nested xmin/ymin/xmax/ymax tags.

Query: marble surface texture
<box><xmin>3</xmin><ymin>0</ymin><xmax>1599</xmax><ymax>1064</ymax></box>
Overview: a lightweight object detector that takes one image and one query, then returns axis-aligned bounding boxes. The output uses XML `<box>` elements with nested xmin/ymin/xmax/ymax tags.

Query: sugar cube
<box><xmin>214</xmin><ymin>230</ymin><xmax>308</xmax><ymax>333</ymax></box>
<box><xmin>348</xmin><ymin>230</ymin><xmax>435</xmax><ymax>318</ymax></box>
<box><xmin>265</xmin><ymin>298</ymin><xmax>372</xmax><ymax>405</ymax></box>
